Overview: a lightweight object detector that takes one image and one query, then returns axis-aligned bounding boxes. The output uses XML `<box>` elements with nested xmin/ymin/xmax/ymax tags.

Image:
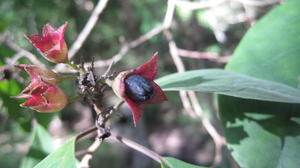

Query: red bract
<box><xmin>15</xmin><ymin>64</ymin><xmax>61</xmax><ymax>85</ymax></box>
<box><xmin>14</xmin><ymin>65</ymin><xmax>67</xmax><ymax>112</ymax></box>
<box><xmin>110</xmin><ymin>52</ymin><xmax>167</xmax><ymax>126</ymax></box>
<box><xmin>26</xmin><ymin>23</ymin><xmax>68</xmax><ymax>63</ymax></box>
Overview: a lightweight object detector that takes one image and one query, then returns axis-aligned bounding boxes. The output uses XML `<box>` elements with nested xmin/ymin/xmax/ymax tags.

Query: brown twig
<box><xmin>163</xmin><ymin>30</ymin><xmax>196</xmax><ymax>117</ymax></box>
<box><xmin>2</xmin><ymin>32</ymin><xmax>45</xmax><ymax>67</ymax></box>
<box><xmin>189</xmin><ymin>92</ymin><xmax>225</xmax><ymax>167</ymax></box>
<box><xmin>129</xmin><ymin>26</ymin><xmax>164</xmax><ymax>48</ymax></box>
<box><xmin>173</xmin><ymin>0</ymin><xmax>281</xmax><ymax>10</ymax></box>
<box><xmin>159</xmin><ymin>4</ymin><xmax>277</xmax><ymax>165</ymax></box>
<box><xmin>2</xmin><ymin>0</ymin><xmax>278</xmax><ymax>74</ymax></box>
<box><xmin>92</xmin><ymin>45</ymin><xmax>129</xmax><ymax>68</ymax></box>
<box><xmin>232</xmin><ymin>0</ymin><xmax>282</xmax><ymax>6</ymax></box>
<box><xmin>68</xmin><ymin>0</ymin><xmax>110</xmax><ymax>60</ymax></box>
<box><xmin>76</xmin><ymin>123</ymin><xmax>162</xmax><ymax>167</ymax></box>
<box><xmin>108</xmin><ymin>133</ymin><xmax>166</xmax><ymax>165</ymax></box>
<box><xmin>7</xmin><ymin>51</ymin><xmax>24</xmax><ymax>65</ymax></box>
<box><xmin>89</xmin><ymin>0</ymin><xmax>226</xmax><ymax>69</ymax></box>
<box><xmin>75</xmin><ymin>1</ymin><xmax>278</xmax><ymax>167</ymax></box>
<box><xmin>76</xmin><ymin>101</ymin><xmax>124</xmax><ymax>168</ymax></box>
<box><xmin>172</xmin><ymin>0</ymin><xmax>226</xmax><ymax>11</ymax></box>
<box><xmin>56</xmin><ymin>0</ymin><xmax>258</xmax><ymax>72</ymax></box>
<box><xmin>178</xmin><ymin>48</ymin><xmax>230</xmax><ymax>63</ymax></box>
<box><xmin>53</xmin><ymin>0</ymin><xmax>110</xmax><ymax>73</ymax></box>
<box><xmin>92</xmin><ymin>26</ymin><xmax>164</xmax><ymax>68</ymax></box>
<box><xmin>164</xmin><ymin>27</ymin><xmax>225</xmax><ymax>167</ymax></box>
<box><xmin>163</xmin><ymin>29</ymin><xmax>225</xmax><ymax>167</ymax></box>
<box><xmin>75</xmin><ymin>126</ymin><xmax>97</xmax><ymax>142</ymax></box>
<box><xmin>202</xmin><ymin>118</ymin><xmax>226</xmax><ymax>167</ymax></box>
<box><xmin>76</xmin><ymin>137</ymin><xmax>103</xmax><ymax>168</ymax></box>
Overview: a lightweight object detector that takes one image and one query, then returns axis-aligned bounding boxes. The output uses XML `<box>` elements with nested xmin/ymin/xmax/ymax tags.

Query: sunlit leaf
<box><xmin>21</xmin><ymin>124</ymin><xmax>53</xmax><ymax>168</ymax></box>
<box><xmin>161</xmin><ymin>157</ymin><xmax>206</xmax><ymax>168</ymax></box>
<box><xmin>156</xmin><ymin>69</ymin><xmax>300</xmax><ymax>104</ymax></box>
<box><xmin>219</xmin><ymin>0</ymin><xmax>300</xmax><ymax>167</ymax></box>
<box><xmin>34</xmin><ymin>138</ymin><xmax>76</xmax><ymax>168</ymax></box>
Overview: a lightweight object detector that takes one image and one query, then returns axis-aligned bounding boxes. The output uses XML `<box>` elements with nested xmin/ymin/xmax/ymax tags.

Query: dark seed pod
<box><xmin>124</xmin><ymin>75</ymin><xmax>153</xmax><ymax>102</ymax></box>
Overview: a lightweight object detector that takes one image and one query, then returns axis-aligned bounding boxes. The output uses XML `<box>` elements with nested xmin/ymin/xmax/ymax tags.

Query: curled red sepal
<box><xmin>15</xmin><ymin>64</ymin><xmax>61</xmax><ymax>85</ymax></box>
<box><xmin>26</xmin><ymin>22</ymin><xmax>68</xmax><ymax>63</ymax></box>
<box><xmin>110</xmin><ymin>52</ymin><xmax>167</xmax><ymax>126</ymax></box>
<box><xmin>14</xmin><ymin>64</ymin><xmax>67</xmax><ymax>112</ymax></box>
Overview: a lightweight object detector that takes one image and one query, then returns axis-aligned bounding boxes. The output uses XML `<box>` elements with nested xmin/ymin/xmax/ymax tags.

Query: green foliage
<box><xmin>176</xmin><ymin>6</ymin><xmax>193</xmax><ymax>22</ymax></box>
<box><xmin>1</xmin><ymin>0</ymin><xmax>298</xmax><ymax>167</ymax></box>
<box><xmin>34</xmin><ymin>112</ymin><xmax>56</xmax><ymax>129</ymax></box>
<box><xmin>0</xmin><ymin>21</ymin><xmax>7</xmax><ymax>32</ymax></box>
<box><xmin>33</xmin><ymin>138</ymin><xmax>76</xmax><ymax>168</ymax></box>
<box><xmin>225</xmin><ymin>2</ymin><xmax>300</xmax><ymax>87</ymax></box>
<box><xmin>132</xmin><ymin>0</ymin><xmax>163</xmax><ymax>34</ymax></box>
<box><xmin>21</xmin><ymin>123</ymin><xmax>53</xmax><ymax>168</ymax></box>
<box><xmin>157</xmin><ymin>1</ymin><xmax>300</xmax><ymax>167</ymax></box>
<box><xmin>218</xmin><ymin>0</ymin><xmax>300</xmax><ymax>167</ymax></box>
<box><xmin>0</xmin><ymin>46</ymin><xmax>56</xmax><ymax>130</ymax></box>
<box><xmin>0</xmin><ymin>56</ymin><xmax>31</xmax><ymax>131</ymax></box>
<box><xmin>161</xmin><ymin>157</ymin><xmax>206</xmax><ymax>168</ymax></box>
<box><xmin>156</xmin><ymin>69</ymin><xmax>300</xmax><ymax>104</ymax></box>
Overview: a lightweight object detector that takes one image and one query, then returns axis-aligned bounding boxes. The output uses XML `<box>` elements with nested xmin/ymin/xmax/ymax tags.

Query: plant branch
<box><xmin>7</xmin><ymin>51</ymin><xmax>24</xmax><ymax>66</ymax></box>
<box><xmin>76</xmin><ymin>101</ymin><xmax>124</xmax><ymax>168</ymax></box>
<box><xmin>178</xmin><ymin>48</ymin><xmax>230</xmax><ymax>63</ymax></box>
<box><xmin>75</xmin><ymin>126</ymin><xmax>97</xmax><ymax>142</ymax></box>
<box><xmin>89</xmin><ymin>0</ymin><xmax>227</xmax><ymax>68</ymax></box>
<box><xmin>163</xmin><ymin>29</ymin><xmax>225</xmax><ymax>167</ymax></box>
<box><xmin>55</xmin><ymin>0</ymin><xmax>259</xmax><ymax>71</ymax></box>
<box><xmin>189</xmin><ymin>90</ymin><xmax>226</xmax><ymax>167</ymax></box>
<box><xmin>161</xmin><ymin>6</ymin><xmax>229</xmax><ymax>165</ymax></box>
<box><xmin>92</xmin><ymin>26</ymin><xmax>164</xmax><ymax>68</ymax></box>
<box><xmin>232</xmin><ymin>0</ymin><xmax>282</xmax><ymax>6</ymax></box>
<box><xmin>2</xmin><ymin>32</ymin><xmax>45</xmax><ymax>67</ymax></box>
<box><xmin>76</xmin><ymin>137</ymin><xmax>103</xmax><ymax>168</ymax></box>
<box><xmin>108</xmin><ymin>133</ymin><xmax>164</xmax><ymax>164</ymax></box>
<box><xmin>173</xmin><ymin>0</ymin><xmax>280</xmax><ymax>11</ymax></box>
<box><xmin>68</xmin><ymin>0</ymin><xmax>110</xmax><ymax>60</ymax></box>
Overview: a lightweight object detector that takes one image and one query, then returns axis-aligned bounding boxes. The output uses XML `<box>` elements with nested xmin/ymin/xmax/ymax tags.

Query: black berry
<box><xmin>124</xmin><ymin>75</ymin><xmax>153</xmax><ymax>102</ymax></box>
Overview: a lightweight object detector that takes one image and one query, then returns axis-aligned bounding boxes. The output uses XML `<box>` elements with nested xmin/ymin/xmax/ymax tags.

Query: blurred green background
<box><xmin>0</xmin><ymin>0</ymin><xmax>278</xmax><ymax>167</ymax></box>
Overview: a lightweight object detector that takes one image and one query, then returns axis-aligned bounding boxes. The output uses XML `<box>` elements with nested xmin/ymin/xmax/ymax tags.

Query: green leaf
<box><xmin>218</xmin><ymin>0</ymin><xmax>300</xmax><ymax>167</ymax></box>
<box><xmin>35</xmin><ymin>113</ymin><xmax>56</xmax><ymax>129</ymax></box>
<box><xmin>0</xmin><ymin>21</ymin><xmax>7</xmax><ymax>32</ymax></box>
<box><xmin>225</xmin><ymin>6</ymin><xmax>300</xmax><ymax>87</ymax></box>
<box><xmin>219</xmin><ymin>96</ymin><xmax>300</xmax><ymax>168</ymax></box>
<box><xmin>21</xmin><ymin>124</ymin><xmax>53</xmax><ymax>168</ymax></box>
<box><xmin>156</xmin><ymin>69</ymin><xmax>300</xmax><ymax>104</ymax></box>
<box><xmin>0</xmin><ymin>48</ymin><xmax>31</xmax><ymax>131</ymax></box>
<box><xmin>0</xmin><ymin>79</ymin><xmax>31</xmax><ymax>131</ymax></box>
<box><xmin>34</xmin><ymin>138</ymin><xmax>76</xmax><ymax>168</ymax></box>
<box><xmin>161</xmin><ymin>157</ymin><xmax>206</xmax><ymax>168</ymax></box>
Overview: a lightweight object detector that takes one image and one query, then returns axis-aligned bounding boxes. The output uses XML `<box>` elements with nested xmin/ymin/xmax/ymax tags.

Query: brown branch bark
<box><xmin>68</xmin><ymin>0</ymin><xmax>110</xmax><ymax>60</ymax></box>
<box><xmin>2</xmin><ymin>32</ymin><xmax>45</xmax><ymax>67</ymax></box>
<box><xmin>163</xmin><ymin>29</ymin><xmax>225</xmax><ymax>167</ymax></box>
<box><xmin>108</xmin><ymin>134</ymin><xmax>165</xmax><ymax>164</ymax></box>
